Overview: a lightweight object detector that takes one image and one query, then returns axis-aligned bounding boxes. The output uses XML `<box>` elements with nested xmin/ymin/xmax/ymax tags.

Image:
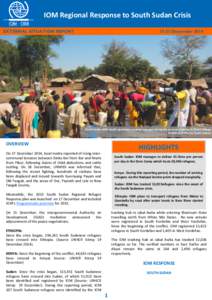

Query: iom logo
<box><xmin>9</xmin><ymin>1</ymin><xmax>29</xmax><ymax>20</ymax></box>
<box><xmin>9</xmin><ymin>1</ymin><xmax>29</xmax><ymax>19</ymax></box>
<box><xmin>7</xmin><ymin>1</ymin><xmax>31</xmax><ymax>26</ymax></box>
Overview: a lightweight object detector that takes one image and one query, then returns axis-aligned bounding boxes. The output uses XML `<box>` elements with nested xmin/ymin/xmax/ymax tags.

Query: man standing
<box><xmin>186</xmin><ymin>81</ymin><xmax>197</xmax><ymax>127</ymax></box>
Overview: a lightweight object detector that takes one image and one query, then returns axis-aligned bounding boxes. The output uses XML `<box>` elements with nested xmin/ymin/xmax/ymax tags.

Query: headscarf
<box><xmin>137</xmin><ymin>87</ymin><xmax>148</xmax><ymax>94</ymax></box>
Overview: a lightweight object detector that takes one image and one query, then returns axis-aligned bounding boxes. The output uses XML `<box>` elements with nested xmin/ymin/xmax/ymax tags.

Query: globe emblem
<box><xmin>9</xmin><ymin>1</ymin><xmax>29</xmax><ymax>19</ymax></box>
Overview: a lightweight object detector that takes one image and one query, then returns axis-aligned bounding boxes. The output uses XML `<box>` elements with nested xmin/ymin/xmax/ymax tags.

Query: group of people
<box><xmin>158</xmin><ymin>80</ymin><xmax>212</xmax><ymax>127</ymax></box>
<box><xmin>0</xmin><ymin>78</ymin><xmax>212</xmax><ymax>138</ymax></box>
<box><xmin>0</xmin><ymin>83</ymin><xmax>90</xmax><ymax>138</ymax></box>
<box><xmin>87</xmin><ymin>80</ymin><xmax>212</xmax><ymax>128</ymax></box>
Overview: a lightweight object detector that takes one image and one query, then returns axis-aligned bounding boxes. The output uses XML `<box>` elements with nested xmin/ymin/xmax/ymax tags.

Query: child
<box><xmin>106</xmin><ymin>100</ymin><xmax>116</xmax><ymax>126</ymax></box>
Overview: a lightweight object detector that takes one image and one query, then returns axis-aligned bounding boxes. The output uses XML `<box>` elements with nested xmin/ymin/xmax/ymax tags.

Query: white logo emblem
<box><xmin>9</xmin><ymin>1</ymin><xmax>29</xmax><ymax>19</ymax></box>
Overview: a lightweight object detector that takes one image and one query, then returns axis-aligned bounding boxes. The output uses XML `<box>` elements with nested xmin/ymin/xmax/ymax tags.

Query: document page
<box><xmin>0</xmin><ymin>0</ymin><xmax>211</xmax><ymax>299</ymax></box>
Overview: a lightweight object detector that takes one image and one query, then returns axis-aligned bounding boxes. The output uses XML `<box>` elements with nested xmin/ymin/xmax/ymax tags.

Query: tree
<box><xmin>173</xmin><ymin>63</ymin><xmax>202</xmax><ymax>79</ymax></box>
<box><xmin>202</xmin><ymin>57</ymin><xmax>212</xmax><ymax>77</ymax></box>
<box><xmin>64</xmin><ymin>66</ymin><xmax>93</xmax><ymax>79</ymax></box>
<box><xmin>48</xmin><ymin>68</ymin><xmax>64</xmax><ymax>79</ymax></box>
<box><xmin>161</xmin><ymin>36</ymin><xmax>207</xmax><ymax>79</ymax></box>
<box><xmin>205</xmin><ymin>56</ymin><xmax>212</xmax><ymax>65</ymax></box>
<box><xmin>96</xmin><ymin>41</ymin><xmax>159</xmax><ymax>82</ymax></box>
<box><xmin>0</xmin><ymin>39</ymin><xmax>19</xmax><ymax>76</ymax></box>
<box><xmin>97</xmin><ymin>41</ymin><xmax>131</xmax><ymax>78</ymax></box>
<box><xmin>125</xmin><ymin>54</ymin><xmax>159</xmax><ymax>81</ymax></box>
<box><xmin>164</xmin><ymin>69</ymin><xmax>173</xmax><ymax>77</ymax></box>
<box><xmin>17</xmin><ymin>36</ymin><xmax>63</xmax><ymax>86</ymax></box>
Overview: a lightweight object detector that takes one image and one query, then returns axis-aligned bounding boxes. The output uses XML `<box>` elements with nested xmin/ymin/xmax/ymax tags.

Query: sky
<box><xmin>2</xmin><ymin>35</ymin><xmax>212</xmax><ymax>73</ymax></box>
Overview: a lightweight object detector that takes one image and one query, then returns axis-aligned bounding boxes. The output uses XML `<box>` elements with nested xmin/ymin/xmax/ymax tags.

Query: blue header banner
<box><xmin>0</xmin><ymin>0</ymin><xmax>211</xmax><ymax>28</ymax></box>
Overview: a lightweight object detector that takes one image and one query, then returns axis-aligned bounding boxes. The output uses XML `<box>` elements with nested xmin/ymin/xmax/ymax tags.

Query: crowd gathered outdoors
<box><xmin>0</xmin><ymin>77</ymin><xmax>212</xmax><ymax>138</ymax></box>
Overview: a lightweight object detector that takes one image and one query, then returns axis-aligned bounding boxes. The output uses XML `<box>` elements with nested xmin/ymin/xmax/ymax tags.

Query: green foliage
<box><xmin>202</xmin><ymin>57</ymin><xmax>212</xmax><ymax>77</ymax></box>
<box><xmin>126</xmin><ymin>55</ymin><xmax>159</xmax><ymax>81</ymax></box>
<box><xmin>204</xmin><ymin>56</ymin><xmax>212</xmax><ymax>65</ymax></box>
<box><xmin>97</xmin><ymin>41</ymin><xmax>130</xmax><ymax>78</ymax></box>
<box><xmin>0</xmin><ymin>77</ymin><xmax>20</xmax><ymax>92</ymax></box>
<box><xmin>64</xmin><ymin>66</ymin><xmax>93</xmax><ymax>79</ymax></box>
<box><xmin>164</xmin><ymin>69</ymin><xmax>173</xmax><ymax>76</ymax></box>
<box><xmin>48</xmin><ymin>68</ymin><xmax>64</xmax><ymax>79</ymax></box>
<box><xmin>96</xmin><ymin>41</ymin><xmax>159</xmax><ymax>81</ymax></box>
<box><xmin>17</xmin><ymin>36</ymin><xmax>64</xmax><ymax>85</ymax></box>
<box><xmin>173</xmin><ymin>63</ymin><xmax>203</xmax><ymax>79</ymax></box>
<box><xmin>0</xmin><ymin>39</ymin><xmax>19</xmax><ymax>77</ymax></box>
<box><xmin>203</xmin><ymin>68</ymin><xmax>212</xmax><ymax>78</ymax></box>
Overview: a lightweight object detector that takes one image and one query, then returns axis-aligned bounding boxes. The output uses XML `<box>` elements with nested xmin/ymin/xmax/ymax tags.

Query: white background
<box><xmin>0</xmin><ymin>138</ymin><xmax>211</xmax><ymax>300</ymax></box>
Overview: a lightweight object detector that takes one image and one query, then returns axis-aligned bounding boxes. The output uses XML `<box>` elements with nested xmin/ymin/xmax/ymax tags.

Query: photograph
<box><xmin>0</xmin><ymin>35</ymin><xmax>212</xmax><ymax>138</ymax></box>
<box><xmin>0</xmin><ymin>0</ymin><xmax>212</xmax><ymax>299</ymax></box>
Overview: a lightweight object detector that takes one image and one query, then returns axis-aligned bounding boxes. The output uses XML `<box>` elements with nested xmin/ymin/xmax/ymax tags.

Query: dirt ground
<box><xmin>0</xmin><ymin>92</ymin><xmax>19</xmax><ymax>103</ymax></box>
<box><xmin>0</xmin><ymin>85</ymin><xmax>94</xmax><ymax>104</ymax></box>
<box><xmin>0</xmin><ymin>83</ymin><xmax>134</xmax><ymax>104</ymax></box>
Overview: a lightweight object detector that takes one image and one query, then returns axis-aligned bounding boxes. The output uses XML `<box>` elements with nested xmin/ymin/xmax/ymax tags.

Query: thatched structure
<box><xmin>166</xmin><ymin>78</ymin><xmax>208</xmax><ymax>89</ymax></box>
<box><xmin>83</xmin><ymin>74</ymin><xmax>120</xmax><ymax>91</ymax></box>
<box><xmin>51</xmin><ymin>77</ymin><xmax>72</xmax><ymax>87</ymax></box>
<box><xmin>148</xmin><ymin>78</ymin><xmax>170</xmax><ymax>85</ymax></box>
